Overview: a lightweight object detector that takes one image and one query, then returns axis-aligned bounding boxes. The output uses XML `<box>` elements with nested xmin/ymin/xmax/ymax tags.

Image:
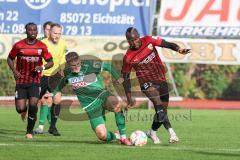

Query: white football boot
<box><xmin>146</xmin><ymin>129</ymin><xmax>161</xmax><ymax>144</ymax></box>
<box><xmin>168</xmin><ymin>128</ymin><xmax>179</xmax><ymax>143</ymax></box>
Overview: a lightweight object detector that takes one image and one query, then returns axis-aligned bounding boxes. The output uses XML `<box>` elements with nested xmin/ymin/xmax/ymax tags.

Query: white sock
<box><xmin>168</xmin><ymin>128</ymin><xmax>175</xmax><ymax>135</ymax></box>
<box><xmin>150</xmin><ymin>129</ymin><xmax>157</xmax><ymax>135</ymax></box>
<box><xmin>120</xmin><ymin>134</ymin><xmax>127</xmax><ymax>139</ymax></box>
<box><xmin>38</xmin><ymin>125</ymin><xmax>44</xmax><ymax>130</ymax></box>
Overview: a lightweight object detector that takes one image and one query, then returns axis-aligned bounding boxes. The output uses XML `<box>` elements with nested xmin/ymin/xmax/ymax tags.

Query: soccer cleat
<box><xmin>20</xmin><ymin>111</ymin><xmax>27</xmax><ymax>121</ymax></box>
<box><xmin>169</xmin><ymin>133</ymin><xmax>179</xmax><ymax>144</ymax></box>
<box><xmin>114</xmin><ymin>130</ymin><xmax>120</xmax><ymax>140</ymax></box>
<box><xmin>33</xmin><ymin>127</ymin><xmax>44</xmax><ymax>134</ymax></box>
<box><xmin>115</xmin><ymin>131</ymin><xmax>132</xmax><ymax>146</ymax></box>
<box><xmin>146</xmin><ymin>130</ymin><xmax>161</xmax><ymax>144</ymax></box>
<box><xmin>25</xmin><ymin>133</ymin><xmax>33</xmax><ymax>139</ymax></box>
<box><xmin>48</xmin><ymin>127</ymin><xmax>61</xmax><ymax>136</ymax></box>
<box><xmin>119</xmin><ymin>138</ymin><xmax>132</xmax><ymax>146</ymax></box>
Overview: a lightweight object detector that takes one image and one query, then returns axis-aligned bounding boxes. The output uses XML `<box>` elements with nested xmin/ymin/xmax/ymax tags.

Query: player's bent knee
<box><xmin>53</xmin><ymin>92</ymin><xmax>62</xmax><ymax>104</ymax></box>
<box><xmin>15</xmin><ymin>107</ymin><xmax>26</xmax><ymax>114</ymax></box>
<box><xmin>95</xmin><ymin>125</ymin><xmax>107</xmax><ymax>141</ymax></box>
<box><xmin>41</xmin><ymin>97</ymin><xmax>48</xmax><ymax>105</ymax></box>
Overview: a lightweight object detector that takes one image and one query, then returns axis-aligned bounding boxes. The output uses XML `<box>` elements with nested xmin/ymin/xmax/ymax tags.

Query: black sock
<box><xmin>27</xmin><ymin>105</ymin><xmax>38</xmax><ymax>134</ymax></box>
<box><xmin>151</xmin><ymin>121</ymin><xmax>162</xmax><ymax>131</ymax></box>
<box><xmin>50</xmin><ymin>103</ymin><xmax>60</xmax><ymax>129</ymax></box>
<box><xmin>163</xmin><ymin>115</ymin><xmax>172</xmax><ymax>129</ymax></box>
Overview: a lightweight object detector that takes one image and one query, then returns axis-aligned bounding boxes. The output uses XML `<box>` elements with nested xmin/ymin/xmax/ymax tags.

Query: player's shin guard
<box><xmin>50</xmin><ymin>103</ymin><xmax>60</xmax><ymax>129</ymax></box>
<box><xmin>106</xmin><ymin>131</ymin><xmax>116</xmax><ymax>142</ymax></box>
<box><xmin>115</xmin><ymin>112</ymin><xmax>126</xmax><ymax>135</ymax></box>
<box><xmin>27</xmin><ymin>105</ymin><xmax>38</xmax><ymax>134</ymax></box>
<box><xmin>155</xmin><ymin>105</ymin><xmax>165</xmax><ymax>122</ymax></box>
<box><xmin>39</xmin><ymin>104</ymin><xmax>49</xmax><ymax>125</ymax></box>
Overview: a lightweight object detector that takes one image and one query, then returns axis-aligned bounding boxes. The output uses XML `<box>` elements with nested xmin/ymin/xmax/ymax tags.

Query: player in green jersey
<box><xmin>51</xmin><ymin>52</ymin><xmax>132</xmax><ymax>145</ymax></box>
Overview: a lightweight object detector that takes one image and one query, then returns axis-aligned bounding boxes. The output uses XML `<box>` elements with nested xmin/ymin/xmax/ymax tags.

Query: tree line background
<box><xmin>1</xmin><ymin>59</ymin><xmax>239</xmax><ymax>100</ymax></box>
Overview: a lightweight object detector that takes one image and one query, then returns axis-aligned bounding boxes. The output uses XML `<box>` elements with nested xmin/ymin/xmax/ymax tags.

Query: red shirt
<box><xmin>122</xmin><ymin>36</ymin><xmax>166</xmax><ymax>85</ymax></box>
<box><xmin>8</xmin><ymin>39</ymin><xmax>52</xmax><ymax>84</ymax></box>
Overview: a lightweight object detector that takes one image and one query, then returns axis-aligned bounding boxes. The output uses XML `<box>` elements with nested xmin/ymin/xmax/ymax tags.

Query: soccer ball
<box><xmin>130</xmin><ymin>130</ymin><xmax>148</xmax><ymax>146</ymax></box>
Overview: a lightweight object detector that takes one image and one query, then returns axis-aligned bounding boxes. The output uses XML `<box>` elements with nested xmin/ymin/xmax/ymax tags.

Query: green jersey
<box><xmin>54</xmin><ymin>60</ymin><xmax>120</xmax><ymax>111</ymax></box>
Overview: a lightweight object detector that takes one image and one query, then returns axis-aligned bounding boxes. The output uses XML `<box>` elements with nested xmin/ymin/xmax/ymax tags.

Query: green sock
<box><xmin>106</xmin><ymin>131</ymin><xmax>116</xmax><ymax>142</ymax></box>
<box><xmin>39</xmin><ymin>105</ymin><xmax>49</xmax><ymax>125</ymax></box>
<box><xmin>47</xmin><ymin>107</ymin><xmax>51</xmax><ymax>124</ymax></box>
<box><xmin>115</xmin><ymin>112</ymin><xmax>126</xmax><ymax>135</ymax></box>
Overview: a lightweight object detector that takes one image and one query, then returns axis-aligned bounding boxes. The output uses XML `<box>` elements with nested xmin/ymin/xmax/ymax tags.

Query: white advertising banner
<box><xmin>158</xmin><ymin>38</ymin><xmax>240</xmax><ymax>65</ymax></box>
<box><xmin>1</xmin><ymin>35</ymin><xmax>239</xmax><ymax>65</ymax></box>
<box><xmin>158</xmin><ymin>0</ymin><xmax>240</xmax><ymax>38</ymax></box>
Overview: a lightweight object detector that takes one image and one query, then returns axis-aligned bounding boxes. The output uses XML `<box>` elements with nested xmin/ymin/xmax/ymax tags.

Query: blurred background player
<box><xmin>7</xmin><ymin>22</ymin><xmax>53</xmax><ymax>139</ymax></box>
<box><xmin>121</xmin><ymin>27</ymin><xmax>190</xmax><ymax>144</ymax></box>
<box><xmin>52</xmin><ymin>52</ymin><xmax>132</xmax><ymax>145</ymax></box>
<box><xmin>38</xmin><ymin>21</ymin><xmax>54</xmax><ymax>40</ymax></box>
<box><xmin>34</xmin><ymin>21</ymin><xmax>54</xmax><ymax>132</ymax></box>
<box><xmin>34</xmin><ymin>23</ymin><xmax>67</xmax><ymax>136</ymax></box>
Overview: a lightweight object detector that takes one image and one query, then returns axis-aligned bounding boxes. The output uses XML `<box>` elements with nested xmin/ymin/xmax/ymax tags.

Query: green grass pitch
<box><xmin>0</xmin><ymin>106</ymin><xmax>240</xmax><ymax>160</ymax></box>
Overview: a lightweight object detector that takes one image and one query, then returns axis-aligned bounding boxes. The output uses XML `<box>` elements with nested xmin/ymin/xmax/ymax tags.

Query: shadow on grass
<box><xmin>34</xmin><ymin>139</ymin><xmax>106</xmax><ymax>145</ymax></box>
<box><xmin>0</xmin><ymin>129</ymin><xmax>24</xmax><ymax>135</ymax></box>
<box><xmin>189</xmin><ymin>149</ymin><xmax>240</xmax><ymax>157</ymax></box>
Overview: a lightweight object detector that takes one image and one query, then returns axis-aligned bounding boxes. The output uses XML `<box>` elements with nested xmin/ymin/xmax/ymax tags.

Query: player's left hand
<box><xmin>178</xmin><ymin>48</ymin><xmax>191</xmax><ymax>54</ymax></box>
<box><xmin>43</xmin><ymin>92</ymin><xmax>53</xmax><ymax>98</ymax></box>
<box><xmin>34</xmin><ymin>66</ymin><xmax>44</xmax><ymax>72</ymax></box>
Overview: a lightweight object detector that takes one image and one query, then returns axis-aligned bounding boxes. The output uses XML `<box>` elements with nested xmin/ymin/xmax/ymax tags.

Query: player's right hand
<box><xmin>13</xmin><ymin>70</ymin><xmax>21</xmax><ymax>79</ymax></box>
<box><xmin>127</xmin><ymin>98</ymin><xmax>136</xmax><ymax>108</ymax></box>
<box><xmin>178</xmin><ymin>48</ymin><xmax>191</xmax><ymax>54</ymax></box>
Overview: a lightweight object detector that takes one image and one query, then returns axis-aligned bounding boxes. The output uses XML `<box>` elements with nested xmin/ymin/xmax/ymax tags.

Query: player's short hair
<box><xmin>125</xmin><ymin>27</ymin><xmax>140</xmax><ymax>41</ymax></box>
<box><xmin>43</xmin><ymin>21</ymin><xmax>54</xmax><ymax>30</ymax></box>
<box><xmin>66</xmin><ymin>52</ymin><xmax>80</xmax><ymax>63</ymax></box>
<box><xmin>25</xmin><ymin>22</ymin><xmax>37</xmax><ymax>30</ymax></box>
<box><xmin>50</xmin><ymin>23</ymin><xmax>62</xmax><ymax>29</ymax></box>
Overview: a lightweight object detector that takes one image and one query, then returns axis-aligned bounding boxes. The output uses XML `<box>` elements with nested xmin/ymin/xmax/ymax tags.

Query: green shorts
<box><xmin>83</xmin><ymin>91</ymin><xmax>112</xmax><ymax>130</ymax></box>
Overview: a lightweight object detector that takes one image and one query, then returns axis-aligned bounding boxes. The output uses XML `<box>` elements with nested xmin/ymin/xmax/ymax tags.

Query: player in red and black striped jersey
<box><xmin>122</xmin><ymin>27</ymin><xmax>190</xmax><ymax>144</ymax></box>
<box><xmin>7</xmin><ymin>22</ymin><xmax>53</xmax><ymax>139</ymax></box>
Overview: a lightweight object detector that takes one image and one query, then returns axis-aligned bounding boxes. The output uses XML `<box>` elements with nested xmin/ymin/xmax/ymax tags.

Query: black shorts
<box><xmin>40</xmin><ymin>73</ymin><xmax>62</xmax><ymax>98</ymax></box>
<box><xmin>15</xmin><ymin>83</ymin><xmax>40</xmax><ymax>100</ymax></box>
<box><xmin>141</xmin><ymin>81</ymin><xmax>169</xmax><ymax>102</ymax></box>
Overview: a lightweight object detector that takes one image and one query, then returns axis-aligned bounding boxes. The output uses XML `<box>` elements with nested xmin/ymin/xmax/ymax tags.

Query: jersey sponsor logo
<box><xmin>147</xmin><ymin>43</ymin><xmax>153</xmax><ymax>50</ymax></box>
<box><xmin>139</xmin><ymin>52</ymin><xmax>156</xmax><ymax>65</ymax></box>
<box><xmin>20</xmin><ymin>56</ymin><xmax>40</xmax><ymax>62</ymax></box>
<box><xmin>37</xmin><ymin>49</ymin><xmax>42</xmax><ymax>55</ymax></box>
<box><xmin>69</xmin><ymin>76</ymin><xmax>83</xmax><ymax>84</ymax></box>
<box><xmin>68</xmin><ymin>76</ymin><xmax>87</xmax><ymax>89</ymax></box>
<box><xmin>24</xmin><ymin>0</ymin><xmax>51</xmax><ymax>10</ymax></box>
<box><xmin>71</xmin><ymin>81</ymin><xmax>87</xmax><ymax>89</ymax></box>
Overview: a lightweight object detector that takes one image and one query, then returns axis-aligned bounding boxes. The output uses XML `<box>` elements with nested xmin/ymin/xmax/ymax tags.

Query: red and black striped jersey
<box><xmin>121</xmin><ymin>36</ymin><xmax>166</xmax><ymax>85</ymax></box>
<box><xmin>8</xmin><ymin>38</ymin><xmax>52</xmax><ymax>84</ymax></box>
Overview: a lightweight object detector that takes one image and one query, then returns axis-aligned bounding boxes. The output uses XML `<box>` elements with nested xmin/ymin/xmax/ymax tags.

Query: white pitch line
<box><xmin>103</xmin><ymin>144</ymin><xmax>240</xmax><ymax>153</ymax></box>
<box><xmin>1</xmin><ymin>143</ymin><xmax>240</xmax><ymax>153</ymax></box>
<box><xmin>0</xmin><ymin>143</ymin><xmax>61</xmax><ymax>147</ymax></box>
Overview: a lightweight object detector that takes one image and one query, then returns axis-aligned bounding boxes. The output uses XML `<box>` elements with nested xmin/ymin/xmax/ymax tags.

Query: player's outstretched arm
<box><xmin>160</xmin><ymin>39</ymin><xmax>191</xmax><ymax>55</ymax></box>
<box><xmin>53</xmin><ymin>92</ymin><xmax>62</xmax><ymax>105</ymax></box>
